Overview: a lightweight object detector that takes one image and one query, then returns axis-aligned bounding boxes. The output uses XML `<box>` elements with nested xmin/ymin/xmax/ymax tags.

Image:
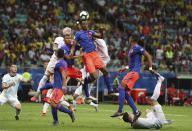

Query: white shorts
<box><xmin>0</xmin><ymin>94</ymin><xmax>20</xmax><ymax>108</ymax></box>
<box><xmin>46</xmin><ymin>89</ymin><xmax>53</xmax><ymax>97</ymax></box>
<box><xmin>45</xmin><ymin>57</ymin><xmax>57</xmax><ymax>75</ymax></box>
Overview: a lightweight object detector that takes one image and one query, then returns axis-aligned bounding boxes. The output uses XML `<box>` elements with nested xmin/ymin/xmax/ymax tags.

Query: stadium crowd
<box><xmin>0</xmin><ymin>0</ymin><xmax>192</xmax><ymax>73</ymax></box>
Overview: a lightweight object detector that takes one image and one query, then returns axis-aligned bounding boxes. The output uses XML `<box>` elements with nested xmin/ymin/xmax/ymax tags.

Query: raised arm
<box><xmin>93</xmin><ymin>27</ymin><xmax>104</xmax><ymax>39</ymax></box>
<box><xmin>143</xmin><ymin>51</ymin><xmax>155</xmax><ymax>74</ymax></box>
<box><xmin>61</xmin><ymin>69</ymin><xmax>67</xmax><ymax>94</ymax></box>
<box><xmin>70</xmin><ymin>40</ymin><xmax>77</xmax><ymax>56</ymax></box>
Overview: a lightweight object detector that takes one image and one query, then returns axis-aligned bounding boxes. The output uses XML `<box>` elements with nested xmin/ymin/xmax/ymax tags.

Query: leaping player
<box><xmin>71</xmin><ymin>19</ymin><xmax>113</xmax><ymax>98</ymax></box>
<box><xmin>0</xmin><ymin>65</ymin><xmax>28</xmax><ymax>120</ymax></box>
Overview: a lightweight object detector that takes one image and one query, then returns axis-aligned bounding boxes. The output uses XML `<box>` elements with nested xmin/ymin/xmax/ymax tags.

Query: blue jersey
<box><xmin>60</xmin><ymin>45</ymin><xmax>74</xmax><ymax>66</ymax></box>
<box><xmin>54</xmin><ymin>59</ymin><xmax>67</xmax><ymax>89</ymax></box>
<box><xmin>74</xmin><ymin>30</ymin><xmax>96</xmax><ymax>53</ymax></box>
<box><xmin>128</xmin><ymin>44</ymin><xmax>146</xmax><ymax>73</ymax></box>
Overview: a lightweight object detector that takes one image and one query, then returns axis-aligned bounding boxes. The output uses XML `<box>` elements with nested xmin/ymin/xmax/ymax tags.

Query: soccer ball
<box><xmin>80</xmin><ymin>11</ymin><xmax>89</xmax><ymax>20</ymax></box>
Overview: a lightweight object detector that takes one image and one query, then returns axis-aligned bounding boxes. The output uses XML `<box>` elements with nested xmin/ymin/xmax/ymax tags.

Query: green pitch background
<box><xmin>0</xmin><ymin>103</ymin><xmax>191</xmax><ymax>131</ymax></box>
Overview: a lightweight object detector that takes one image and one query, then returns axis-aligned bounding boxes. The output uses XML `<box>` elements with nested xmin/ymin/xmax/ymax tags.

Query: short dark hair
<box><xmin>122</xmin><ymin>112</ymin><xmax>132</xmax><ymax>123</ymax></box>
<box><xmin>57</xmin><ymin>49</ymin><xmax>64</xmax><ymax>58</ymax></box>
<box><xmin>131</xmin><ymin>33</ymin><xmax>139</xmax><ymax>42</ymax></box>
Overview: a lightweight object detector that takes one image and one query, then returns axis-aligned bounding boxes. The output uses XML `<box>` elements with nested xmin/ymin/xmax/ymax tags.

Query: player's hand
<box><xmin>62</xmin><ymin>86</ymin><xmax>67</xmax><ymax>94</ymax></box>
<box><xmin>118</xmin><ymin>68</ymin><xmax>128</xmax><ymax>74</ymax></box>
<box><xmin>149</xmin><ymin>69</ymin><xmax>156</xmax><ymax>74</ymax></box>
<box><xmin>9</xmin><ymin>82</ymin><xmax>14</xmax><ymax>87</ymax></box>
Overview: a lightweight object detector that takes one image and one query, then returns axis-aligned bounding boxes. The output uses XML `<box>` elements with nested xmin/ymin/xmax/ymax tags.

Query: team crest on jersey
<box><xmin>131</xmin><ymin>49</ymin><xmax>133</xmax><ymax>53</ymax></box>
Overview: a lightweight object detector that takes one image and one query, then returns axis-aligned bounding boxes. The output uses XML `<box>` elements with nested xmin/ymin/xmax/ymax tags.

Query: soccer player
<box><xmin>0</xmin><ymin>64</ymin><xmax>28</xmax><ymax>120</ymax></box>
<box><xmin>122</xmin><ymin>74</ymin><xmax>171</xmax><ymax>129</ymax></box>
<box><xmin>111</xmin><ymin>34</ymin><xmax>155</xmax><ymax>122</ymax></box>
<box><xmin>50</xmin><ymin>48</ymin><xmax>75</xmax><ymax>125</ymax></box>
<box><xmin>61</xmin><ymin>27</ymin><xmax>84</xmax><ymax>84</ymax></box>
<box><xmin>72</xmin><ymin>67</ymin><xmax>98</xmax><ymax>112</ymax></box>
<box><xmin>71</xmin><ymin>19</ymin><xmax>113</xmax><ymax>95</ymax></box>
<box><xmin>33</xmin><ymin>36</ymin><xmax>65</xmax><ymax>102</ymax></box>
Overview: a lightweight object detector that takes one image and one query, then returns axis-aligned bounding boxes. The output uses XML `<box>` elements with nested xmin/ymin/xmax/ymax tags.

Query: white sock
<box><xmin>43</xmin><ymin>103</ymin><xmax>49</xmax><ymax>114</ymax></box>
<box><xmin>60</xmin><ymin>100</ymin><xmax>70</xmax><ymax>107</ymax></box>
<box><xmin>89</xmin><ymin>102</ymin><xmax>97</xmax><ymax>107</ymax></box>
<box><xmin>16</xmin><ymin>109</ymin><xmax>21</xmax><ymax>116</ymax></box>
<box><xmin>73</xmin><ymin>100</ymin><xmax>77</xmax><ymax>109</ymax></box>
<box><xmin>37</xmin><ymin>75</ymin><xmax>48</xmax><ymax>92</ymax></box>
<box><xmin>151</xmin><ymin>80</ymin><xmax>162</xmax><ymax>100</ymax></box>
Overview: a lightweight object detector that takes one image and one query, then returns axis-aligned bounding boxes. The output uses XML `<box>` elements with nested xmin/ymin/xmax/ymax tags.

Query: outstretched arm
<box><xmin>93</xmin><ymin>27</ymin><xmax>104</xmax><ymax>38</ymax></box>
<box><xmin>143</xmin><ymin>51</ymin><xmax>155</xmax><ymax>74</ymax></box>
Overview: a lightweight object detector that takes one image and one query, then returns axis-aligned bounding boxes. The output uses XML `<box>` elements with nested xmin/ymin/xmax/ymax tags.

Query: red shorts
<box><xmin>122</xmin><ymin>72</ymin><xmax>139</xmax><ymax>90</ymax></box>
<box><xmin>82</xmin><ymin>51</ymin><xmax>105</xmax><ymax>74</ymax></box>
<box><xmin>51</xmin><ymin>88</ymin><xmax>64</xmax><ymax>104</ymax></box>
<box><xmin>42</xmin><ymin>90</ymin><xmax>48</xmax><ymax>96</ymax></box>
<box><xmin>66</xmin><ymin>66</ymin><xmax>82</xmax><ymax>79</ymax></box>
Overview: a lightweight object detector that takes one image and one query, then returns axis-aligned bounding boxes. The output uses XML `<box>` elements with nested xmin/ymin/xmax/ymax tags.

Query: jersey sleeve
<box><xmin>89</xmin><ymin>30</ymin><xmax>96</xmax><ymax>36</ymax></box>
<box><xmin>18</xmin><ymin>74</ymin><xmax>24</xmax><ymax>82</ymax></box>
<box><xmin>2</xmin><ymin>74</ymin><xmax>9</xmax><ymax>84</ymax></box>
<box><xmin>74</xmin><ymin>32</ymin><xmax>79</xmax><ymax>42</ymax></box>
<box><xmin>137</xmin><ymin>46</ymin><xmax>146</xmax><ymax>55</ymax></box>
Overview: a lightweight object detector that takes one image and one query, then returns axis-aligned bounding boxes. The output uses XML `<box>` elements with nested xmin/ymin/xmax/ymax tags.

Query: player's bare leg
<box><xmin>15</xmin><ymin>104</ymin><xmax>21</xmax><ymax>120</ymax></box>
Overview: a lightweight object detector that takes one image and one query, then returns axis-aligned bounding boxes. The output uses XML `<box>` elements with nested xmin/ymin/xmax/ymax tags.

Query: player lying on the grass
<box><xmin>121</xmin><ymin>73</ymin><xmax>172</xmax><ymax>129</ymax></box>
<box><xmin>72</xmin><ymin>67</ymin><xmax>98</xmax><ymax>112</ymax></box>
<box><xmin>0</xmin><ymin>64</ymin><xmax>28</xmax><ymax>120</ymax></box>
<box><xmin>48</xmin><ymin>48</ymin><xmax>75</xmax><ymax>125</ymax></box>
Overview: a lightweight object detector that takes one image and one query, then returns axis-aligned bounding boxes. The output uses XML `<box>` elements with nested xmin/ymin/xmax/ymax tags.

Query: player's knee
<box><xmin>15</xmin><ymin>104</ymin><xmax>21</xmax><ymax>110</ymax></box>
<box><xmin>50</xmin><ymin>99</ymin><xmax>57</xmax><ymax>108</ymax></box>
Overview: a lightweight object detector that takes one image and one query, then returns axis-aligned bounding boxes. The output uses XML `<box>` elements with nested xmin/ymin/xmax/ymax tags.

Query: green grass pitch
<box><xmin>0</xmin><ymin>103</ymin><xmax>191</xmax><ymax>131</ymax></box>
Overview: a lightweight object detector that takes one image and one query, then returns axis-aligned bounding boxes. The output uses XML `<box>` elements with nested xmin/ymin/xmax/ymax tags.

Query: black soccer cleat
<box><xmin>133</xmin><ymin>110</ymin><xmax>141</xmax><ymax>122</ymax></box>
<box><xmin>69</xmin><ymin>111</ymin><xmax>75</xmax><ymax>123</ymax></box>
<box><xmin>52</xmin><ymin>121</ymin><xmax>58</xmax><ymax>126</ymax></box>
<box><xmin>15</xmin><ymin>115</ymin><xmax>19</xmax><ymax>120</ymax></box>
<box><xmin>110</xmin><ymin>111</ymin><xmax>124</xmax><ymax>117</ymax></box>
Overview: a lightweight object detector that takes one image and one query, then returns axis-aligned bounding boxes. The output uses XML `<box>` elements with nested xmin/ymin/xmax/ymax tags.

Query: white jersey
<box><xmin>95</xmin><ymin>39</ymin><xmax>110</xmax><ymax>65</ymax></box>
<box><xmin>132</xmin><ymin>104</ymin><xmax>165</xmax><ymax>129</ymax></box>
<box><xmin>1</xmin><ymin>74</ymin><xmax>23</xmax><ymax>98</ymax></box>
<box><xmin>45</xmin><ymin>37</ymin><xmax>65</xmax><ymax>75</ymax></box>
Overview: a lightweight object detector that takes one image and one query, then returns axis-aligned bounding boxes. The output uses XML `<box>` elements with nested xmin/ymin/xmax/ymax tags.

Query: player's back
<box><xmin>132</xmin><ymin>117</ymin><xmax>163</xmax><ymax>129</ymax></box>
<box><xmin>54</xmin><ymin>59</ymin><xmax>67</xmax><ymax>89</ymax></box>
<box><xmin>60</xmin><ymin>45</ymin><xmax>74</xmax><ymax>66</ymax></box>
<box><xmin>75</xmin><ymin>30</ymin><xmax>96</xmax><ymax>52</ymax></box>
<box><xmin>128</xmin><ymin>44</ymin><xmax>145</xmax><ymax>73</ymax></box>
<box><xmin>95</xmin><ymin>39</ymin><xmax>110</xmax><ymax>63</ymax></box>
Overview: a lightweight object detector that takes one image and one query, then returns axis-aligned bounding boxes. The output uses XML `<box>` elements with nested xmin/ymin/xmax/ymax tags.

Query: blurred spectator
<box><xmin>167</xmin><ymin>83</ymin><xmax>178</xmax><ymax>105</ymax></box>
<box><xmin>178</xmin><ymin>89</ymin><xmax>187</xmax><ymax>106</ymax></box>
<box><xmin>158</xmin><ymin>84</ymin><xmax>165</xmax><ymax>105</ymax></box>
<box><xmin>21</xmin><ymin>68</ymin><xmax>34</xmax><ymax>102</ymax></box>
<box><xmin>156</xmin><ymin>45</ymin><xmax>164</xmax><ymax>65</ymax></box>
<box><xmin>112</xmin><ymin>74</ymin><xmax>119</xmax><ymax>92</ymax></box>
